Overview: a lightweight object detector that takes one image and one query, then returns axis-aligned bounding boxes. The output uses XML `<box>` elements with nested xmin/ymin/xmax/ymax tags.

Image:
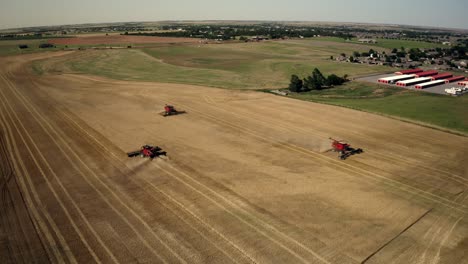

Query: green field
<box><xmin>305</xmin><ymin>37</ymin><xmax>444</xmax><ymax>51</ymax></box>
<box><xmin>0</xmin><ymin>39</ymin><xmax>57</xmax><ymax>56</ymax></box>
<box><xmin>26</xmin><ymin>39</ymin><xmax>467</xmax><ymax>134</ymax></box>
<box><xmin>287</xmin><ymin>82</ymin><xmax>468</xmax><ymax>134</ymax></box>
<box><xmin>0</xmin><ymin>35</ymin><xmax>445</xmax><ymax>58</ymax></box>
<box><xmin>0</xmin><ymin>38</ymin><xmax>134</xmax><ymax>57</ymax></box>
<box><xmin>33</xmin><ymin>40</ymin><xmax>390</xmax><ymax>89</ymax></box>
<box><xmin>365</xmin><ymin>38</ymin><xmax>445</xmax><ymax>50</ymax></box>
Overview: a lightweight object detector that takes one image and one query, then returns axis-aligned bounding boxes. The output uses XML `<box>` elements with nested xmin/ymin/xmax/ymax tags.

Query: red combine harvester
<box><xmin>160</xmin><ymin>104</ymin><xmax>186</xmax><ymax>117</ymax></box>
<box><xmin>127</xmin><ymin>145</ymin><xmax>166</xmax><ymax>159</ymax></box>
<box><xmin>329</xmin><ymin>138</ymin><xmax>363</xmax><ymax>160</ymax></box>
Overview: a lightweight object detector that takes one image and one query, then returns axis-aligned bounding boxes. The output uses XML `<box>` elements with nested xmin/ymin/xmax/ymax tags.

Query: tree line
<box><xmin>289</xmin><ymin>68</ymin><xmax>348</xmax><ymax>93</ymax></box>
<box><xmin>126</xmin><ymin>24</ymin><xmax>355</xmax><ymax>40</ymax></box>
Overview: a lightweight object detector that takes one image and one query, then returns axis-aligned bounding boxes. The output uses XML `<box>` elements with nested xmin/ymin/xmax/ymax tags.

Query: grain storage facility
<box><xmin>458</xmin><ymin>81</ymin><xmax>468</xmax><ymax>86</ymax></box>
<box><xmin>395</xmin><ymin>69</ymin><xmax>423</xmax><ymax>75</ymax></box>
<box><xmin>414</xmin><ymin>70</ymin><xmax>438</xmax><ymax>78</ymax></box>
<box><xmin>396</xmin><ymin>77</ymin><xmax>432</xmax><ymax>87</ymax></box>
<box><xmin>444</xmin><ymin>76</ymin><xmax>465</xmax><ymax>83</ymax></box>
<box><xmin>378</xmin><ymin>74</ymin><xmax>414</xmax><ymax>84</ymax></box>
<box><xmin>430</xmin><ymin>73</ymin><xmax>452</xmax><ymax>80</ymax></box>
<box><xmin>414</xmin><ymin>80</ymin><xmax>446</xmax><ymax>89</ymax></box>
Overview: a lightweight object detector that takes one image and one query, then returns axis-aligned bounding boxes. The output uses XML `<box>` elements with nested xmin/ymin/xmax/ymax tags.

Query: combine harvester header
<box><xmin>127</xmin><ymin>145</ymin><xmax>166</xmax><ymax>159</ymax></box>
<box><xmin>329</xmin><ymin>138</ymin><xmax>363</xmax><ymax>160</ymax></box>
<box><xmin>160</xmin><ymin>104</ymin><xmax>186</xmax><ymax>117</ymax></box>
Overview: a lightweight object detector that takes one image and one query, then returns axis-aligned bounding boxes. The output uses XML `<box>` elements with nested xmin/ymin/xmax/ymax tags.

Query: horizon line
<box><xmin>2</xmin><ymin>19</ymin><xmax>468</xmax><ymax>32</ymax></box>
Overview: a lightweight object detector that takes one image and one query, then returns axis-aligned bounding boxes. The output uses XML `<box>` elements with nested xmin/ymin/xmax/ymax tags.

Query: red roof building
<box><xmin>431</xmin><ymin>73</ymin><xmax>452</xmax><ymax>80</ymax></box>
<box><xmin>414</xmin><ymin>70</ymin><xmax>438</xmax><ymax>77</ymax></box>
<box><xmin>444</xmin><ymin>76</ymin><xmax>465</xmax><ymax>83</ymax></box>
<box><xmin>394</xmin><ymin>68</ymin><xmax>423</xmax><ymax>75</ymax></box>
<box><xmin>415</xmin><ymin>80</ymin><xmax>445</xmax><ymax>89</ymax></box>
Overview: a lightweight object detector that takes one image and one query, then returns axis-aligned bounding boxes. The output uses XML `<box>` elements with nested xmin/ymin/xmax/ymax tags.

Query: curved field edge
<box><xmin>29</xmin><ymin>47</ymin><xmax>467</xmax><ymax>135</ymax></box>
<box><xmin>30</xmin><ymin>42</ymin><xmax>389</xmax><ymax>89</ymax></box>
<box><xmin>284</xmin><ymin>82</ymin><xmax>468</xmax><ymax>136</ymax></box>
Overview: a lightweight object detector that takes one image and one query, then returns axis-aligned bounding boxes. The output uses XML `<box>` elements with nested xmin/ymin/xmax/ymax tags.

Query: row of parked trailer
<box><xmin>445</xmin><ymin>80</ymin><xmax>468</xmax><ymax>96</ymax></box>
<box><xmin>445</xmin><ymin>86</ymin><xmax>468</xmax><ymax>95</ymax></box>
<box><xmin>378</xmin><ymin>69</ymin><xmax>467</xmax><ymax>91</ymax></box>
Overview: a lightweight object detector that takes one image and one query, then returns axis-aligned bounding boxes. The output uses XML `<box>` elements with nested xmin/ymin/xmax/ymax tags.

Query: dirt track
<box><xmin>0</xmin><ymin>52</ymin><xmax>467</xmax><ymax>263</ymax></box>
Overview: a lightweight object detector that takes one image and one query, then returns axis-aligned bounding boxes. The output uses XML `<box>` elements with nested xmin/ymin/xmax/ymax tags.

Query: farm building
<box><xmin>395</xmin><ymin>68</ymin><xmax>423</xmax><ymax>75</ymax></box>
<box><xmin>378</xmin><ymin>74</ymin><xmax>414</xmax><ymax>84</ymax></box>
<box><xmin>458</xmin><ymin>81</ymin><xmax>468</xmax><ymax>86</ymax></box>
<box><xmin>415</xmin><ymin>80</ymin><xmax>445</xmax><ymax>89</ymax></box>
<box><xmin>358</xmin><ymin>39</ymin><xmax>377</xmax><ymax>44</ymax></box>
<box><xmin>396</xmin><ymin>77</ymin><xmax>432</xmax><ymax>87</ymax></box>
<box><xmin>414</xmin><ymin>70</ymin><xmax>438</xmax><ymax>78</ymax></box>
<box><xmin>431</xmin><ymin>73</ymin><xmax>452</xmax><ymax>80</ymax></box>
<box><xmin>445</xmin><ymin>76</ymin><xmax>465</xmax><ymax>83</ymax></box>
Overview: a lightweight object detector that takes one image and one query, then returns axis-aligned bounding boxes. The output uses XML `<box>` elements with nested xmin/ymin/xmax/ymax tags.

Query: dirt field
<box><xmin>0</xmin><ymin>52</ymin><xmax>467</xmax><ymax>263</ymax></box>
<box><xmin>49</xmin><ymin>35</ymin><xmax>200</xmax><ymax>45</ymax></box>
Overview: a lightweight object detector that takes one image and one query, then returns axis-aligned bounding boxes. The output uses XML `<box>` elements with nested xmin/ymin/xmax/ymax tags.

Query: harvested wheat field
<box><xmin>0</xmin><ymin>52</ymin><xmax>467</xmax><ymax>264</ymax></box>
<box><xmin>49</xmin><ymin>35</ymin><xmax>200</xmax><ymax>45</ymax></box>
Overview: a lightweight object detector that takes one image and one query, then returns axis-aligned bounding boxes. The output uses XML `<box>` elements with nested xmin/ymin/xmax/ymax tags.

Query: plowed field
<box><xmin>0</xmin><ymin>52</ymin><xmax>467</xmax><ymax>263</ymax></box>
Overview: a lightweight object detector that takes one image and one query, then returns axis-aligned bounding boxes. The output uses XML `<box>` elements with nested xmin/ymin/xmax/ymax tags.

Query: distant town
<box><xmin>1</xmin><ymin>21</ymin><xmax>467</xmax><ymax>72</ymax></box>
<box><xmin>334</xmin><ymin>45</ymin><xmax>468</xmax><ymax>72</ymax></box>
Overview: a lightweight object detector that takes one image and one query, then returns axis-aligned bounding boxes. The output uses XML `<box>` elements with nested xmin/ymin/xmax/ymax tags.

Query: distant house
<box><xmin>423</xmin><ymin>59</ymin><xmax>433</xmax><ymax>65</ymax></box>
<box><xmin>358</xmin><ymin>39</ymin><xmax>377</xmax><ymax>44</ymax></box>
<box><xmin>251</xmin><ymin>36</ymin><xmax>269</xmax><ymax>41</ymax></box>
<box><xmin>335</xmin><ymin>56</ymin><xmax>347</xmax><ymax>62</ymax></box>
<box><xmin>407</xmin><ymin>62</ymin><xmax>423</xmax><ymax>67</ymax></box>
<box><xmin>456</xmin><ymin>61</ymin><xmax>467</xmax><ymax>68</ymax></box>
<box><xmin>434</xmin><ymin>65</ymin><xmax>453</xmax><ymax>70</ymax></box>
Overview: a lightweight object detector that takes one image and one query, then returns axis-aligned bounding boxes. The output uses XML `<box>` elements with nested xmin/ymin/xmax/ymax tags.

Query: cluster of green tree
<box><xmin>390</xmin><ymin>45</ymin><xmax>467</xmax><ymax>60</ymax></box>
<box><xmin>347</xmin><ymin>44</ymin><xmax>467</xmax><ymax>66</ymax></box>
<box><xmin>288</xmin><ymin>68</ymin><xmax>348</xmax><ymax>93</ymax></box>
<box><xmin>0</xmin><ymin>32</ymin><xmax>73</xmax><ymax>41</ymax></box>
<box><xmin>38</xmin><ymin>43</ymin><xmax>55</xmax><ymax>48</ymax></box>
<box><xmin>127</xmin><ymin>24</ymin><xmax>355</xmax><ymax>40</ymax></box>
<box><xmin>351</xmin><ymin>49</ymin><xmax>380</xmax><ymax>59</ymax></box>
<box><xmin>457</xmin><ymin>39</ymin><xmax>468</xmax><ymax>46</ymax></box>
<box><xmin>407</xmin><ymin>48</ymin><xmax>427</xmax><ymax>61</ymax></box>
<box><xmin>448</xmin><ymin>45</ymin><xmax>468</xmax><ymax>59</ymax></box>
<box><xmin>0</xmin><ymin>33</ymin><xmax>47</xmax><ymax>40</ymax></box>
<box><xmin>395</xmin><ymin>30</ymin><xmax>454</xmax><ymax>42</ymax></box>
<box><xmin>149</xmin><ymin>24</ymin><xmax>460</xmax><ymax>44</ymax></box>
<box><xmin>323</xmin><ymin>26</ymin><xmax>458</xmax><ymax>43</ymax></box>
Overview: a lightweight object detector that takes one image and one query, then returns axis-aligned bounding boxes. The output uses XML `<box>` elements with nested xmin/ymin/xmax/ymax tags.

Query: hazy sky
<box><xmin>1</xmin><ymin>0</ymin><xmax>468</xmax><ymax>30</ymax></box>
